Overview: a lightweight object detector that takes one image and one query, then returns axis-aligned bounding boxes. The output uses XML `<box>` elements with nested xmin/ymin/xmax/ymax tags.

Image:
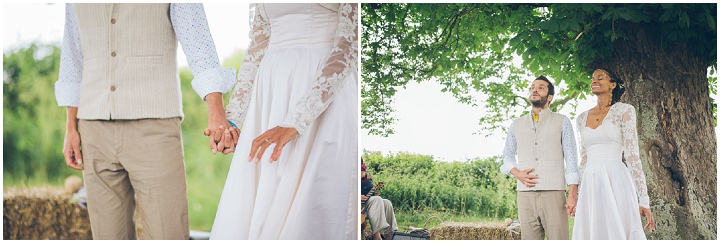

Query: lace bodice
<box><xmin>576</xmin><ymin>102</ymin><xmax>650</xmax><ymax>208</ymax></box>
<box><xmin>225</xmin><ymin>3</ymin><xmax>358</xmax><ymax>134</ymax></box>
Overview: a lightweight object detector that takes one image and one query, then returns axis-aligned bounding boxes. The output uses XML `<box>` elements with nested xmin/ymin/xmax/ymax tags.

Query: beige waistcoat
<box><xmin>513</xmin><ymin>109</ymin><xmax>567</xmax><ymax>191</ymax></box>
<box><xmin>74</xmin><ymin>3</ymin><xmax>182</xmax><ymax>120</ymax></box>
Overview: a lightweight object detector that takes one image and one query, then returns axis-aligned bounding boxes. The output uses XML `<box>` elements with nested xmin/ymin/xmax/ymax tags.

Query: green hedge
<box><xmin>364</xmin><ymin>151</ymin><xmax>518</xmax><ymax>219</ymax></box>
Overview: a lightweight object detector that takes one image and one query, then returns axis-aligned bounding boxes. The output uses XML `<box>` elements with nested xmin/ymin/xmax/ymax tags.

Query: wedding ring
<box><xmin>264</xmin><ymin>138</ymin><xmax>271</xmax><ymax>144</ymax></box>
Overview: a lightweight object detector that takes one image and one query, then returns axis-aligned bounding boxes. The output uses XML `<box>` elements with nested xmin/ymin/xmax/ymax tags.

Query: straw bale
<box><xmin>3</xmin><ymin>187</ymin><xmax>92</xmax><ymax>240</ymax></box>
<box><xmin>428</xmin><ymin>221</ymin><xmax>521</xmax><ymax>240</ymax></box>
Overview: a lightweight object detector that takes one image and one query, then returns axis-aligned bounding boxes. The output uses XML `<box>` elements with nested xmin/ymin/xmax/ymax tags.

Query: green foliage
<box><xmin>3</xmin><ymin>43</ymin><xmax>246</xmax><ymax>231</ymax></box>
<box><xmin>3</xmin><ymin>44</ymin><xmax>77</xmax><ymax>184</ymax></box>
<box><xmin>362</xmin><ymin>3</ymin><xmax>717</xmax><ymax>136</ymax></box>
<box><xmin>364</xmin><ymin>151</ymin><xmax>517</xmax><ymax>219</ymax></box>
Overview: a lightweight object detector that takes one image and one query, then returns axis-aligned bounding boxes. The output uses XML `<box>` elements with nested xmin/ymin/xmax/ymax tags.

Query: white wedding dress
<box><xmin>572</xmin><ymin>102</ymin><xmax>649</xmax><ymax>240</ymax></box>
<box><xmin>210</xmin><ymin>3</ymin><xmax>358</xmax><ymax>240</ymax></box>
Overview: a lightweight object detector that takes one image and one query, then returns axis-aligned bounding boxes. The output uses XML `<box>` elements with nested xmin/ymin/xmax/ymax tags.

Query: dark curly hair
<box><xmin>595</xmin><ymin>68</ymin><xmax>625</xmax><ymax>105</ymax></box>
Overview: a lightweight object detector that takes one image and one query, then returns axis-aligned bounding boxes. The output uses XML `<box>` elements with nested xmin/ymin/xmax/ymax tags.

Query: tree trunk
<box><xmin>591</xmin><ymin>24</ymin><xmax>717</xmax><ymax>240</ymax></box>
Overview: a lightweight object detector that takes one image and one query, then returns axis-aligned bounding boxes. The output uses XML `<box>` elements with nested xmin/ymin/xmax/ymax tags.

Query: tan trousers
<box><xmin>362</xmin><ymin>196</ymin><xmax>398</xmax><ymax>236</ymax></box>
<box><xmin>517</xmin><ymin>190</ymin><xmax>568</xmax><ymax>240</ymax></box>
<box><xmin>79</xmin><ymin>118</ymin><xmax>188</xmax><ymax>240</ymax></box>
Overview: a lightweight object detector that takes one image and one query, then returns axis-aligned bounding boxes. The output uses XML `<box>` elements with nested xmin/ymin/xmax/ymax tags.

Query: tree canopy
<box><xmin>361</xmin><ymin>3</ymin><xmax>716</xmax><ymax>136</ymax></box>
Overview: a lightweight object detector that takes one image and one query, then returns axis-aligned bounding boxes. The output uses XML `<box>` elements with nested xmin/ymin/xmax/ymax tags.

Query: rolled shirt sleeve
<box><xmin>170</xmin><ymin>3</ymin><xmax>236</xmax><ymax>100</ymax></box>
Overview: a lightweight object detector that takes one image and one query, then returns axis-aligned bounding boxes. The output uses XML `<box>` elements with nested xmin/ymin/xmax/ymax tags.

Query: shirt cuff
<box><xmin>565</xmin><ymin>172</ymin><xmax>579</xmax><ymax>185</ymax></box>
<box><xmin>191</xmin><ymin>67</ymin><xmax>237</xmax><ymax>100</ymax></box>
<box><xmin>500</xmin><ymin>161</ymin><xmax>515</xmax><ymax>175</ymax></box>
<box><xmin>55</xmin><ymin>80</ymin><xmax>81</xmax><ymax>107</ymax></box>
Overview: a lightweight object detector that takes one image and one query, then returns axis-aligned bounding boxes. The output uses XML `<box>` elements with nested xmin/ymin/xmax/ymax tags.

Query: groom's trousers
<box><xmin>79</xmin><ymin>118</ymin><xmax>189</xmax><ymax>240</ymax></box>
<box><xmin>517</xmin><ymin>190</ymin><xmax>569</xmax><ymax>240</ymax></box>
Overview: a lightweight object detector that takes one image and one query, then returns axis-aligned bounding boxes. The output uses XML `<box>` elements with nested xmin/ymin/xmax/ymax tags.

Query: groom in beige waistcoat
<box><xmin>55</xmin><ymin>3</ymin><xmax>236</xmax><ymax>239</ymax></box>
<box><xmin>501</xmin><ymin>76</ymin><xmax>579</xmax><ymax>240</ymax></box>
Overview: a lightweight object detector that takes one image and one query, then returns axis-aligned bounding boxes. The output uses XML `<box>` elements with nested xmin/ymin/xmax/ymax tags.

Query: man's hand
<box><xmin>204</xmin><ymin>93</ymin><xmax>239</xmax><ymax>154</ymax></box>
<box><xmin>510</xmin><ymin>168</ymin><xmax>539</xmax><ymax>187</ymax></box>
<box><xmin>62</xmin><ymin>107</ymin><xmax>83</xmax><ymax>170</ymax></box>
<box><xmin>565</xmin><ymin>184</ymin><xmax>578</xmax><ymax>216</ymax></box>
<box><xmin>361</xmin><ymin>195</ymin><xmax>369</xmax><ymax>203</ymax></box>
<box><xmin>204</xmin><ymin>125</ymin><xmax>240</xmax><ymax>155</ymax></box>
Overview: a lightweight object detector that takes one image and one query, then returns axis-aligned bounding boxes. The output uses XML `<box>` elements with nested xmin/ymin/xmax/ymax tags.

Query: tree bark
<box><xmin>591</xmin><ymin>24</ymin><xmax>717</xmax><ymax>240</ymax></box>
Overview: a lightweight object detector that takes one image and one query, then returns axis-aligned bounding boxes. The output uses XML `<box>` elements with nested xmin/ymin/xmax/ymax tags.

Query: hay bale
<box><xmin>3</xmin><ymin>187</ymin><xmax>92</xmax><ymax>240</ymax></box>
<box><xmin>428</xmin><ymin>221</ymin><xmax>521</xmax><ymax>240</ymax></box>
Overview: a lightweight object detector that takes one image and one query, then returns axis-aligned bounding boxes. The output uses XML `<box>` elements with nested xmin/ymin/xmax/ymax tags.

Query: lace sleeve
<box><xmin>225</xmin><ymin>3</ymin><xmax>271</xmax><ymax>125</ymax></box>
<box><xmin>576</xmin><ymin>112</ymin><xmax>588</xmax><ymax>188</ymax></box>
<box><xmin>279</xmin><ymin>3</ymin><xmax>358</xmax><ymax>134</ymax></box>
<box><xmin>620</xmin><ymin>104</ymin><xmax>650</xmax><ymax>209</ymax></box>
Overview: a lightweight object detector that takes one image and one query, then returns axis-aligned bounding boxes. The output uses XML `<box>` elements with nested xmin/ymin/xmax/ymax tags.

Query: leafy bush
<box><xmin>364</xmin><ymin>151</ymin><xmax>518</xmax><ymax>220</ymax></box>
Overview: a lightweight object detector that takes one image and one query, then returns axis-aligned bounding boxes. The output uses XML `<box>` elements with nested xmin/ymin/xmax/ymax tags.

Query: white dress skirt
<box><xmin>210</xmin><ymin>3</ymin><xmax>358</xmax><ymax>240</ymax></box>
<box><xmin>572</xmin><ymin>103</ymin><xmax>649</xmax><ymax>240</ymax></box>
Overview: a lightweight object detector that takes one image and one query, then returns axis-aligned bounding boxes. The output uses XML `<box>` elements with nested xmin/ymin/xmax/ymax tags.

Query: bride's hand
<box><xmin>639</xmin><ymin>206</ymin><xmax>655</xmax><ymax>232</ymax></box>
<box><xmin>248</xmin><ymin>126</ymin><xmax>299</xmax><ymax>163</ymax></box>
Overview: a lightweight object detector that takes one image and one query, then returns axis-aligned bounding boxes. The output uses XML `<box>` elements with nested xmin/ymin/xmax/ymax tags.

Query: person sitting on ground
<box><xmin>361</xmin><ymin>159</ymin><xmax>397</xmax><ymax>240</ymax></box>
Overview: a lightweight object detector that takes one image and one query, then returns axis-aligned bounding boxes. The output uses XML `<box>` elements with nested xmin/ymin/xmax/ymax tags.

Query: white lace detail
<box><xmin>226</xmin><ymin>3</ymin><xmax>271</xmax><ymax>126</ymax></box>
<box><xmin>278</xmin><ymin>3</ymin><xmax>358</xmax><ymax>134</ymax></box>
<box><xmin>576</xmin><ymin>112</ymin><xmax>588</xmax><ymax>188</ymax></box>
<box><xmin>618</xmin><ymin>103</ymin><xmax>650</xmax><ymax>208</ymax></box>
<box><xmin>577</xmin><ymin>103</ymin><xmax>650</xmax><ymax>208</ymax></box>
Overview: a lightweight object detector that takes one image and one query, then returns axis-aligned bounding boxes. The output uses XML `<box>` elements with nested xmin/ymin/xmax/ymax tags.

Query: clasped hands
<box><xmin>204</xmin><ymin>124</ymin><xmax>240</xmax><ymax>155</ymax></box>
<box><xmin>203</xmin><ymin>120</ymin><xmax>299</xmax><ymax>163</ymax></box>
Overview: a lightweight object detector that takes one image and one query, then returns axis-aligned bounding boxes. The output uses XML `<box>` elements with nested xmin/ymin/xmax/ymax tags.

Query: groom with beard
<box><xmin>500</xmin><ymin>76</ymin><xmax>579</xmax><ymax>240</ymax></box>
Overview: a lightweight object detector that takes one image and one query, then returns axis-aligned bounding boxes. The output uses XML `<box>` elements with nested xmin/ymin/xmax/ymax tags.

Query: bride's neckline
<box><xmin>584</xmin><ymin>104</ymin><xmax>617</xmax><ymax>130</ymax></box>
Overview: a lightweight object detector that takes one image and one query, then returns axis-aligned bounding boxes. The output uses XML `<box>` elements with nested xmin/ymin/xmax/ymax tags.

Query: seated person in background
<box><xmin>361</xmin><ymin>159</ymin><xmax>398</xmax><ymax>240</ymax></box>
